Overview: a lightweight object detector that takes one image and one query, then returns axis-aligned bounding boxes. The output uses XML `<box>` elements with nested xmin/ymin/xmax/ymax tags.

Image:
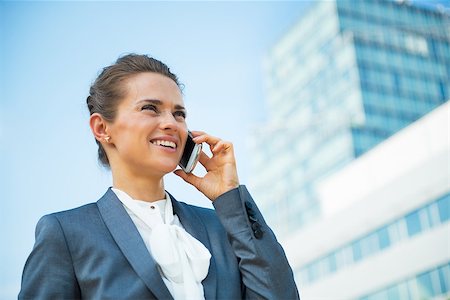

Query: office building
<box><xmin>282</xmin><ymin>102</ymin><xmax>449</xmax><ymax>299</ymax></box>
<box><xmin>249</xmin><ymin>0</ymin><xmax>450</xmax><ymax>236</ymax></box>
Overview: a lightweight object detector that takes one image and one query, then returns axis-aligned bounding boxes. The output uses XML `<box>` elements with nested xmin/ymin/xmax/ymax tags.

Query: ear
<box><xmin>90</xmin><ymin>113</ymin><xmax>111</xmax><ymax>143</ymax></box>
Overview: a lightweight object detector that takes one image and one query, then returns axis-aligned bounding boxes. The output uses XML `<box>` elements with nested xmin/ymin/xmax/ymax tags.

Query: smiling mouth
<box><xmin>151</xmin><ymin>140</ymin><xmax>177</xmax><ymax>149</ymax></box>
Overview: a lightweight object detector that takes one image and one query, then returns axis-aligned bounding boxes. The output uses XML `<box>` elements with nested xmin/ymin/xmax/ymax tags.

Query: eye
<box><xmin>142</xmin><ymin>104</ymin><xmax>158</xmax><ymax>112</ymax></box>
<box><xmin>173</xmin><ymin>110</ymin><xmax>186</xmax><ymax>120</ymax></box>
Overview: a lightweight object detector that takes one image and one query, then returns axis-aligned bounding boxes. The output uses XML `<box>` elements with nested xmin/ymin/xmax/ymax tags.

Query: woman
<box><xmin>19</xmin><ymin>54</ymin><xmax>300</xmax><ymax>299</ymax></box>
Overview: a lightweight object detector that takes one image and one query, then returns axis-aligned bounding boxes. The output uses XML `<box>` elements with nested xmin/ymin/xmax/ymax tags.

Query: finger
<box><xmin>190</xmin><ymin>131</ymin><xmax>206</xmax><ymax>138</ymax></box>
<box><xmin>173</xmin><ymin>169</ymin><xmax>203</xmax><ymax>188</ymax></box>
<box><xmin>198</xmin><ymin>151</ymin><xmax>213</xmax><ymax>172</ymax></box>
<box><xmin>211</xmin><ymin>141</ymin><xmax>224</xmax><ymax>153</ymax></box>
<box><xmin>198</xmin><ymin>151</ymin><xmax>212</xmax><ymax>170</ymax></box>
<box><xmin>193</xmin><ymin>133</ymin><xmax>221</xmax><ymax>147</ymax></box>
<box><xmin>212</xmin><ymin>140</ymin><xmax>232</xmax><ymax>154</ymax></box>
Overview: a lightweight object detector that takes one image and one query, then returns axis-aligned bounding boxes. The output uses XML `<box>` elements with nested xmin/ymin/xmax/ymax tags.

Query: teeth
<box><xmin>152</xmin><ymin>140</ymin><xmax>176</xmax><ymax>149</ymax></box>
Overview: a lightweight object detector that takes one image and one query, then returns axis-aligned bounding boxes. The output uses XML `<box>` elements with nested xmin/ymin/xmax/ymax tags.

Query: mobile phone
<box><xmin>179</xmin><ymin>131</ymin><xmax>202</xmax><ymax>173</ymax></box>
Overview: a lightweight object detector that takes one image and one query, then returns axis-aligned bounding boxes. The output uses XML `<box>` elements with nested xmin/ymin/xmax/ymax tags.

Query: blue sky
<box><xmin>0</xmin><ymin>1</ymin><xmax>310</xmax><ymax>296</ymax></box>
<box><xmin>1</xmin><ymin>0</ymin><xmax>448</xmax><ymax>297</ymax></box>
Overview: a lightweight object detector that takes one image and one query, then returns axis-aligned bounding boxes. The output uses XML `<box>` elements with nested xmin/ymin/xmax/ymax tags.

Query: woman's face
<box><xmin>107</xmin><ymin>72</ymin><xmax>188</xmax><ymax>177</ymax></box>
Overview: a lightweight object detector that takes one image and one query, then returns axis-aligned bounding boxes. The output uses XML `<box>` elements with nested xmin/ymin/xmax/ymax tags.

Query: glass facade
<box><xmin>338</xmin><ymin>0</ymin><xmax>450</xmax><ymax>156</ymax></box>
<box><xmin>250</xmin><ymin>0</ymin><xmax>450</xmax><ymax>237</ymax></box>
<box><xmin>296</xmin><ymin>192</ymin><xmax>450</xmax><ymax>286</ymax></box>
<box><xmin>359</xmin><ymin>262</ymin><xmax>450</xmax><ymax>300</ymax></box>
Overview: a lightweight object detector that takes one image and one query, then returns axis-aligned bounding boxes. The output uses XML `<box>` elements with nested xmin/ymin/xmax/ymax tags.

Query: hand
<box><xmin>173</xmin><ymin>131</ymin><xmax>240</xmax><ymax>201</ymax></box>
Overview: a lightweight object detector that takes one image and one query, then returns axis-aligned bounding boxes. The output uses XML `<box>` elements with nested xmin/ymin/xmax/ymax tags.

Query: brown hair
<box><xmin>86</xmin><ymin>53</ymin><xmax>182</xmax><ymax>167</ymax></box>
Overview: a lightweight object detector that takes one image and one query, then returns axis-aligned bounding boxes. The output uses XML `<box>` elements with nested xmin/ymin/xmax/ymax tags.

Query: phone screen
<box><xmin>180</xmin><ymin>132</ymin><xmax>196</xmax><ymax>168</ymax></box>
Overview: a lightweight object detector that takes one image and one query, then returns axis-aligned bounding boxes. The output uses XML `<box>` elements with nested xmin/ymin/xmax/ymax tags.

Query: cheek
<box><xmin>179</xmin><ymin>123</ymin><xmax>188</xmax><ymax>137</ymax></box>
<box><xmin>113</xmin><ymin>118</ymin><xmax>149</xmax><ymax>143</ymax></box>
<box><xmin>179</xmin><ymin>122</ymin><xmax>188</xmax><ymax>132</ymax></box>
<box><xmin>176</xmin><ymin>119</ymin><xmax>187</xmax><ymax>132</ymax></box>
<box><xmin>178</xmin><ymin>125</ymin><xmax>188</xmax><ymax>152</ymax></box>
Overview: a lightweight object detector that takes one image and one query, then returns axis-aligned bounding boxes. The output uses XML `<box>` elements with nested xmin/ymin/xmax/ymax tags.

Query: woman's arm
<box><xmin>19</xmin><ymin>214</ymin><xmax>81</xmax><ymax>299</ymax></box>
<box><xmin>174</xmin><ymin>131</ymin><xmax>300</xmax><ymax>299</ymax></box>
<box><xmin>213</xmin><ymin>185</ymin><xmax>300</xmax><ymax>299</ymax></box>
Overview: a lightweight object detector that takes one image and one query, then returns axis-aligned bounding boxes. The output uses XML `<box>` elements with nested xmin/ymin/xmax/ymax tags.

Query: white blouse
<box><xmin>111</xmin><ymin>188</ymin><xmax>211</xmax><ymax>300</ymax></box>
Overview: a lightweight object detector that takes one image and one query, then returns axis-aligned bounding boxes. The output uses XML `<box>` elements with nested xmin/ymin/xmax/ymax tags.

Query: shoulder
<box><xmin>43</xmin><ymin>202</ymin><xmax>99</xmax><ymax>222</ymax></box>
<box><xmin>42</xmin><ymin>188</ymin><xmax>117</xmax><ymax>223</ymax></box>
<box><xmin>31</xmin><ymin>205</ymin><xmax>98</xmax><ymax>254</ymax></box>
<box><xmin>35</xmin><ymin>202</ymin><xmax>100</xmax><ymax>236</ymax></box>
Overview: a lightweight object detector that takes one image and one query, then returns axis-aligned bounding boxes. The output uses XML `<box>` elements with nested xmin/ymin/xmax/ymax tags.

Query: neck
<box><xmin>111</xmin><ymin>168</ymin><xmax>166</xmax><ymax>202</ymax></box>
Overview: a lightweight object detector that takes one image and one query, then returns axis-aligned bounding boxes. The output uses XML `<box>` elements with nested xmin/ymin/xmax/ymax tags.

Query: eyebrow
<box><xmin>137</xmin><ymin>99</ymin><xmax>186</xmax><ymax>110</ymax></box>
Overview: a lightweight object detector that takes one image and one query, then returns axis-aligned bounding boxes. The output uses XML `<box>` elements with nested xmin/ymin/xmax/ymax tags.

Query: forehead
<box><xmin>123</xmin><ymin>72</ymin><xmax>184</xmax><ymax>106</ymax></box>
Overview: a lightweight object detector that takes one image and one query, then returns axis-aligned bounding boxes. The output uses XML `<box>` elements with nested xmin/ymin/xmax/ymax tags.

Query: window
<box><xmin>386</xmin><ymin>285</ymin><xmax>400</xmax><ymax>300</ymax></box>
<box><xmin>396</xmin><ymin>281</ymin><xmax>411</xmax><ymax>300</ymax></box>
<box><xmin>417</xmin><ymin>271</ymin><xmax>434</xmax><ymax>298</ymax></box>
<box><xmin>360</xmin><ymin>263</ymin><xmax>450</xmax><ymax>300</ymax></box>
<box><xmin>427</xmin><ymin>202</ymin><xmax>441</xmax><ymax>227</ymax></box>
<box><xmin>328</xmin><ymin>252</ymin><xmax>337</xmax><ymax>273</ymax></box>
<box><xmin>360</xmin><ymin>232</ymin><xmax>380</xmax><ymax>258</ymax></box>
<box><xmin>438</xmin><ymin>264</ymin><xmax>450</xmax><ymax>294</ymax></box>
<box><xmin>405</xmin><ymin>211</ymin><xmax>422</xmax><ymax>237</ymax></box>
<box><xmin>352</xmin><ymin>240</ymin><xmax>363</xmax><ymax>262</ymax></box>
<box><xmin>418</xmin><ymin>208</ymin><xmax>431</xmax><ymax>232</ymax></box>
<box><xmin>377</xmin><ymin>226</ymin><xmax>390</xmax><ymax>250</ymax></box>
<box><xmin>307</xmin><ymin>263</ymin><xmax>320</xmax><ymax>283</ymax></box>
<box><xmin>300</xmin><ymin>193</ymin><xmax>449</xmax><ymax>287</ymax></box>
<box><xmin>437</xmin><ymin>194</ymin><xmax>449</xmax><ymax>222</ymax></box>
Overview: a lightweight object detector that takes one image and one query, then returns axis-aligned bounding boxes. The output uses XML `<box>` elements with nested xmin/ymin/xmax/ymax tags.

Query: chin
<box><xmin>157</xmin><ymin>162</ymin><xmax>179</xmax><ymax>174</ymax></box>
<box><xmin>137</xmin><ymin>157</ymin><xmax>180</xmax><ymax>176</ymax></box>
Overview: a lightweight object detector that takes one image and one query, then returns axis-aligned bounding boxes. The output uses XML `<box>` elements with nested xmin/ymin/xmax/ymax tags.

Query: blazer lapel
<box><xmin>97</xmin><ymin>188</ymin><xmax>173</xmax><ymax>300</ymax></box>
<box><xmin>169</xmin><ymin>193</ymin><xmax>218</xmax><ymax>300</ymax></box>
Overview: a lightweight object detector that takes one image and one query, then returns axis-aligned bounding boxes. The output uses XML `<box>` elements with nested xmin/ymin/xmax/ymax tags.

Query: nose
<box><xmin>159</xmin><ymin>111</ymin><xmax>178</xmax><ymax>132</ymax></box>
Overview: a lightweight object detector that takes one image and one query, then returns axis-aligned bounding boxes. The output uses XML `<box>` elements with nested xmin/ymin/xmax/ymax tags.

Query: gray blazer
<box><xmin>19</xmin><ymin>185</ymin><xmax>299</xmax><ymax>299</ymax></box>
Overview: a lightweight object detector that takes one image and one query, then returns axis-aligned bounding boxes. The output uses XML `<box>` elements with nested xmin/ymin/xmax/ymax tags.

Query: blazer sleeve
<box><xmin>212</xmin><ymin>185</ymin><xmax>300</xmax><ymax>300</ymax></box>
<box><xmin>19</xmin><ymin>214</ymin><xmax>81</xmax><ymax>299</ymax></box>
